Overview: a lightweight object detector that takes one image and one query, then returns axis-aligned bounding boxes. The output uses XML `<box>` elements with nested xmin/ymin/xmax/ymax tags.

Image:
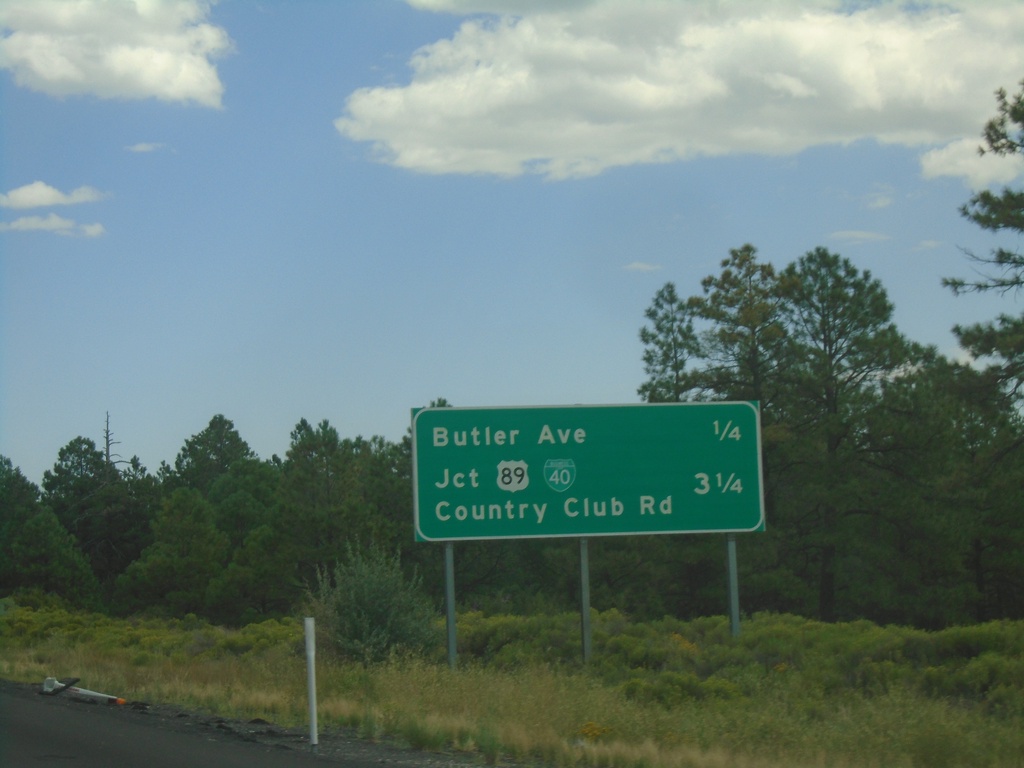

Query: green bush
<box><xmin>621</xmin><ymin>671</ymin><xmax>706</xmax><ymax>707</ymax></box>
<box><xmin>456</xmin><ymin>611</ymin><xmax>582</xmax><ymax>667</ymax></box>
<box><xmin>920</xmin><ymin>651</ymin><xmax>1024</xmax><ymax>715</ymax></box>
<box><xmin>306</xmin><ymin>544</ymin><xmax>440</xmax><ymax>664</ymax></box>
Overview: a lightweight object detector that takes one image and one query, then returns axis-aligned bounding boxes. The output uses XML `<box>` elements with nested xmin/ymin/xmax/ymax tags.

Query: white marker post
<box><xmin>304</xmin><ymin>617</ymin><xmax>319</xmax><ymax>753</ymax></box>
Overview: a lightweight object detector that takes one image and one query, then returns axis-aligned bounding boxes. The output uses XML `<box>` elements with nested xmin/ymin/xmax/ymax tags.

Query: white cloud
<box><xmin>864</xmin><ymin>185</ymin><xmax>894</xmax><ymax>210</ymax></box>
<box><xmin>0</xmin><ymin>181</ymin><xmax>107</xmax><ymax>236</ymax></box>
<box><xmin>125</xmin><ymin>142</ymin><xmax>167</xmax><ymax>153</ymax></box>
<box><xmin>0</xmin><ymin>0</ymin><xmax>231</xmax><ymax>107</ymax></box>
<box><xmin>337</xmin><ymin>1</ymin><xmax>1024</xmax><ymax>180</ymax></box>
<box><xmin>0</xmin><ymin>212</ymin><xmax>74</xmax><ymax>232</ymax></box>
<box><xmin>920</xmin><ymin>137</ymin><xmax>1024</xmax><ymax>190</ymax></box>
<box><xmin>0</xmin><ymin>180</ymin><xmax>106</xmax><ymax>209</ymax></box>
<box><xmin>79</xmin><ymin>222</ymin><xmax>106</xmax><ymax>237</ymax></box>
<box><xmin>0</xmin><ymin>212</ymin><xmax>104</xmax><ymax>236</ymax></box>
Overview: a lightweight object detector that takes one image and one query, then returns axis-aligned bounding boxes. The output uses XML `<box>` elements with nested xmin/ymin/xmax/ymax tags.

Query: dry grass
<box><xmin>0</xmin><ymin>642</ymin><xmax>815</xmax><ymax>767</ymax></box>
<box><xmin>3</xmin><ymin>609</ymin><xmax>1023</xmax><ymax>768</ymax></box>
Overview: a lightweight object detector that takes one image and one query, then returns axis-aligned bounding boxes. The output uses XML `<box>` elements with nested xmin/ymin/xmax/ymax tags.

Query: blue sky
<box><xmin>2</xmin><ymin>0</ymin><xmax>1023</xmax><ymax>485</ymax></box>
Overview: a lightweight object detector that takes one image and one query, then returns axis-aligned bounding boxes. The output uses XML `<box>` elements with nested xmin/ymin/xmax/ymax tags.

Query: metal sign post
<box><xmin>580</xmin><ymin>538</ymin><xmax>592</xmax><ymax>663</ymax></box>
<box><xmin>444</xmin><ymin>542</ymin><xmax>457</xmax><ymax>669</ymax></box>
<box><xmin>726</xmin><ymin>534</ymin><xmax>741</xmax><ymax>637</ymax></box>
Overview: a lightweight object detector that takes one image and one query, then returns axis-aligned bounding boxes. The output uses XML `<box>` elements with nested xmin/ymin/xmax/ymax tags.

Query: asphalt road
<box><xmin>0</xmin><ymin>679</ymin><xmax>470</xmax><ymax>768</ymax></box>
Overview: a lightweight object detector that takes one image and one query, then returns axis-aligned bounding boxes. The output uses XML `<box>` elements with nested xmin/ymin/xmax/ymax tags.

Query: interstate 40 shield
<box><xmin>412</xmin><ymin>402</ymin><xmax>764</xmax><ymax>542</ymax></box>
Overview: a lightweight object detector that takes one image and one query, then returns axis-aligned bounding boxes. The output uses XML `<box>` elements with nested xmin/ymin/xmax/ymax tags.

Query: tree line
<box><xmin>2</xmin><ymin>80</ymin><xmax>1023</xmax><ymax>629</ymax></box>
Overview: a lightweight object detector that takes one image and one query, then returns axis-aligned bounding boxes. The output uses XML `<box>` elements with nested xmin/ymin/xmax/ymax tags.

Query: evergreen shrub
<box><xmin>306</xmin><ymin>544</ymin><xmax>440</xmax><ymax>664</ymax></box>
<box><xmin>457</xmin><ymin>611</ymin><xmax>581</xmax><ymax>667</ymax></box>
<box><xmin>620</xmin><ymin>670</ymin><xmax>740</xmax><ymax>707</ymax></box>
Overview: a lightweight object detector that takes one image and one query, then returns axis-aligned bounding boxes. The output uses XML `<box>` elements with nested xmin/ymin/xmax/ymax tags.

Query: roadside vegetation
<box><xmin>2</xmin><ymin>597</ymin><xmax>1022</xmax><ymax>768</ymax></box>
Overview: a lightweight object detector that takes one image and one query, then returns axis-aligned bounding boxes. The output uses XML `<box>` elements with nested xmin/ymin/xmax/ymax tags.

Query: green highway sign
<box><xmin>412</xmin><ymin>402</ymin><xmax>764</xmax><ymax>542</ymax></box>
